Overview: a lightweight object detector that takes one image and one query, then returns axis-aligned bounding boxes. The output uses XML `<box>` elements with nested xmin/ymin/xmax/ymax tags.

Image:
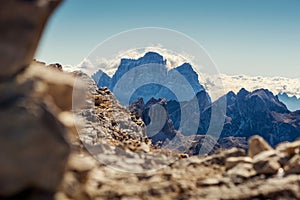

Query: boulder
<box><xmin>0</xmin><ymin>0</ymin><xmax>71</xmax><ymax>198</ymax></box>
<box><xmin>0</xmin><ymin>98</ymin><xmax>70</xmax><ymax>196</ymax></box>
<box><xmin>253</xmin><ymin>150</ymin><xmax>281</xmax><ymax>175</ymax></box>
<box><xmin>248</xmin><ymin>135</ymin><xmax>273</xmax><ymax>158</ymax></box>
<box><xmin>276</xmin><ymin>140</ymin><xmax>300</xmax><ymax>156</ymax></box>
<box><xmin>225</xmin><ymin>156</ymin><xmax>253</xmax><ymax>170</ymax></box>
<box><xmin>254</xmin><ymin>159</ymin><xmax>281</xmax><ymax>175</ymax></box>
<box><xmin>20</xmin><ymin>63</ymin><xmax>76</xmax><ymax>111</ymax></box>
<box><xmin>0</xmin><ymin>0</ymin><xmax>62</xmax><ymax>80</ymax></box>
<box><xmin>203</xmin><ymin>148</ymin><xmax>245</xmax><ymax>165</ymax></box>
<box><xmin>227</xmin><ymin>163</ymin><xmax>256</xmax><ymax>178</ymax></box>
<box><xmin>284</xmin><ymin>155</ymin><xmax>300</xmax><ymax>174</ymax></box>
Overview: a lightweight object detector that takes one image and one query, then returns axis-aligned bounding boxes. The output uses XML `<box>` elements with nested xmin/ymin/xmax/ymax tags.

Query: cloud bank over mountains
<box><xmin>74</xmin><ymin>47</ymin><xmax>300</xmax><ymax>101</ymax></box>
<box><xmin>203</xmin><ymin>74</ymin><xmax>300</xmax><ymax>100</ymax></box>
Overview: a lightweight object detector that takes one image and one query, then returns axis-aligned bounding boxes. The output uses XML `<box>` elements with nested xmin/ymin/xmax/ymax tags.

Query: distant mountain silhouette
<box><xmin>92</xmin><ymin>52</ymin><xmax>205</xmax><ymax>103</ymax></box>
<box><xmin>216</xmin><ymin>88</ymin><xmax>300</xmax><ymax>146</ymax></box>
<box><xmin>278</xmin><ymin>93</ymin><xmax>300</xmax><ymax>111</ymax></box>
<box><xmin>93</xmin><ymin>51</ymin><xmax>300</xmax><ymax>148</ymax></box>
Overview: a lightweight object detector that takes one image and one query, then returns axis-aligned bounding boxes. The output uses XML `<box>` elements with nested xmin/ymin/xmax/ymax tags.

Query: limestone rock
<box><xmin>284</xmin><ymin>155</ymin><xmax>300</xmax><ymax>174</ymax></box>
<box><xmin>197</xmin><ymin>178</ymin><xmax>221</xmax><ymax>186</ymax></box>
<box><xmin>227</xmin><ymin>163</ymin><xmax>257</xmax><ymax>178</ymax></box>
<box><xmin>248</xmin><ymin>135</ymin><xmax>273</xmax><ymax>158</ymax></box>
<box><xmin>203</xmin><ymin>147</ymin><xmax>246</xmax><ymax>165</ymax></box>
<box><xmin>253</xmin><ymin>150</ymin><xmax>281</xmax><ymax>174</ymax></box>
<box><xmin>225</xmin><ymin>156</ymin><xmax>253</xmax><ymax>170</ymax></box>
<box><xmin>67</xmin><ymin>154</ymin><xmax>96</xmax><ymax>173</ymax></box>
<box><xmin>222</xmin><ymin>147</ymin><xmax>246</xmax><ymax>158</ymax></box>
<box><xmin>254</xmin><ymin>159</ymin><xmax>281</xmax><ymax>175</ymax></box>
<box><xmin>20</xmin><ymin>63</ymin><xmax>76</xmax><ymax>111</ymax></box>
<box><xmin>276</xmin><ymin>140</ymin><xmax>300</xmax><ymax>156</ymax></box>
<box><xmin>0</xmin><ymin>0</ymin><xmax>62</xmax><ymax>80</ymax></box>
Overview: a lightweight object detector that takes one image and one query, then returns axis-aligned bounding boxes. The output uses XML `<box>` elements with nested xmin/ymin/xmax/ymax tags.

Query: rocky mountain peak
<box><xmin>171</xmin><ymin>62</ymin><xmax>204</xmax><ymax>93</ymax></box>
<box><xmin>142</xmin><ymin>51</ymin><xmax>165</xmax><ymax>63</ymax></box>
<box><xmin>237</xmin><ymin>88</ymin><xmax>250</xmax><ymax>98</ymax></box>
<box><xmin>226</xmin><ymin>91</ymin><xmax>237</xmax><ymax>106</ymax></box>
<box><xmin>93</xmin><ymin>52</ymin><xmax>205</xmax><ymax>102</ymax></box>
<box><xmin>119</xmin><ymin>52</ymin><xmax>166</xmax><ymax>68</ymax></box>
<box><xmin>245</xmin><ymin>89</ymin><xmax>289</xmax><ymax>114</ymax></box>
<box><xmin>174</xmin><ymin>62</ymin><xmax>194</xmax><ymax>73</ymax></box>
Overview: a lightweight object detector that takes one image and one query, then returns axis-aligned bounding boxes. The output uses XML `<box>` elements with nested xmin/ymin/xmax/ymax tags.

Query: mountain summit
<box><xmin>92</xmin><ymin>52</ymin><xmax>205</xmax><ymax>103</ymax></box>
<box><xmin>219</xmin><ymin>88</ymin><xmax>299</xmax><ymax>146</ymax></box>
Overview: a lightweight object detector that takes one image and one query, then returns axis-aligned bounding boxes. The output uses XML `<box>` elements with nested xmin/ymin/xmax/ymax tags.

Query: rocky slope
<box><xmin>58</xmin><ymin>92</ymin><xmax>300</xmax><ymax>199</ymax></box>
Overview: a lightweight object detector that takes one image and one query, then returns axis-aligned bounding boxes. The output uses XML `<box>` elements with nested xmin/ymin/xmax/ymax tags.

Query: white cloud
<box><xmin>75</xmin><ymin>46</ymin><xmax>197</xmax><ymax>76</ymax></box>
<box><xmin>203</xmin><ymin>74</ymin><xmax>300</xmax><ymax>99</ymax></box>
<box><xmin>70</xmin><ymin>47</ymin><xmax>300</xmax><ymax>99</ymax></box>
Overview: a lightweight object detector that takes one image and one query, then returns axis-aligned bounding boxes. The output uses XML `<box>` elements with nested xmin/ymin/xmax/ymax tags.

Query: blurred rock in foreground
<box><xmin>0</xmin><ymin>0</ymin><xmax>72</xmax><ymax>199</ymax></box>
<box><xmin>0</xmin><ymin>0</ymin><xmax>62</xmax><ymax>80</ymax></box>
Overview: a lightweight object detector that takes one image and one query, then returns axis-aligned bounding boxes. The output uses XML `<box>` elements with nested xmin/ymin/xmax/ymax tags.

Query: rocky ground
<box><xmin>55</xmin><ymin>75</ymin><xmax>300</xmax><ymax>200</ymax></box>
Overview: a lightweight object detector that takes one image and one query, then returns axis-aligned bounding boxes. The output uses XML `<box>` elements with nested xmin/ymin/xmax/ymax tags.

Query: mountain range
<box><xmin>202</xmin><ymin>74</ymin><xmax>300</xmax><ymax>111</ymax></box>
<box><xmin>92</xmin><ymin>52</ymin><xmax>300</xmax><ymax>148</ymax></box>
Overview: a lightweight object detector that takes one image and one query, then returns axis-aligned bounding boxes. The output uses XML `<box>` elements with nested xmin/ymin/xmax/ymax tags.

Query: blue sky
<box><xmin>36</xmin><ymin>0</ymin><xmax>300</xmax><ymax>78</ymax></box>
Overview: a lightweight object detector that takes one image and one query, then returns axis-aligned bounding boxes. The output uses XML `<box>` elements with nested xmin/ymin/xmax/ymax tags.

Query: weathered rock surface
<box><xmin>0</xmin><ymin>63</ymin><xmax>74</xmax><ymax>198</ymax></box>
<box><xmin>55</xmin><ymin>136</ymin><xmax>300</xmax><ymax>200</ymax></box>
<box><xmin>26</xmin><ymin>61</ymin><xmax>75</xmax><ymax>111</ymax></box>
<box><xmin>248</xmin><ymin>135</ymin><xmax>273</xmax><ymax>157</ymax></box>
<box><xmin>0</xmin><ymin>0</ymin><xmax>71</xmax><ymax>198</ymax></box>
<box><xmin>72</xmin><ymin>73</ymin><xmax>175</xmax><ymax>173</ymax></box>
<box><xmin>0</xmin><ymin>0</ymin><xmax>62</xmax><ymax>80</ymax></box>
<box><xmin>0</xmin><ymin>98</ymin><xmax>70</xmax><ymax>196</ymax></box>
<box><xmin>225</xmin><ymin>156</ymin><xmax>253</xmax><ymax>170</ymax></box>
